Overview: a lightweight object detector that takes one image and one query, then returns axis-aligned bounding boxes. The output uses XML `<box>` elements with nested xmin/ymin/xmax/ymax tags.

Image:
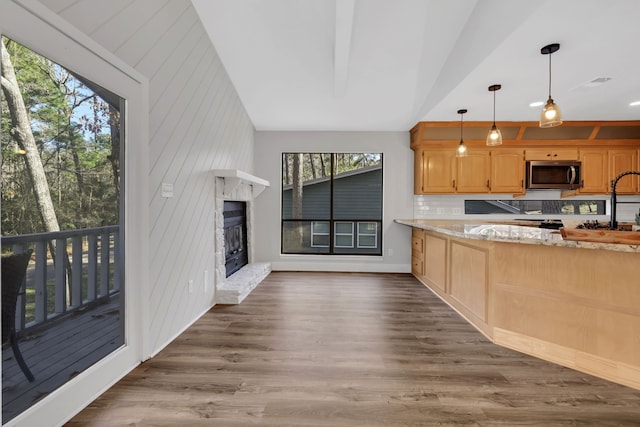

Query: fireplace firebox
<box><xmin>223</xmin><ymin>201</ymin><xmax>248</xmax><ymax>278</ymax></box>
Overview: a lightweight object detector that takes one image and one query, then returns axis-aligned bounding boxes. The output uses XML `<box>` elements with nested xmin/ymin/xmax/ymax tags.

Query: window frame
<box><xmin>334</xmin><ymin>221</ymin><xmax>355</xmax><ymax>248</ymax></box>
<box><xmin>281</xmin><ymin>153</ymin><xmax>383</xmax><ymax>256</ymax></box>
<box><xmin>357</xmin><ymin>222</ymin><xmax>378</xmax><ymax>249</ymax></box>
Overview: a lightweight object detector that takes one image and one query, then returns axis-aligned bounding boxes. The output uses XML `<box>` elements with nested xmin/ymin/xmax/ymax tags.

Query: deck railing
<box><xmin>1</xmin><ymin>226</ymin><xmax>121</xmax><ymax>333</ymax></box>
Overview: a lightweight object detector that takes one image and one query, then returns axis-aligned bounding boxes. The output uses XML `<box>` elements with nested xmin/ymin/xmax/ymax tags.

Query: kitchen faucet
<box><xmin>610</xmin><ymin>170</ymin><xmax>640</xmax><ymax>229</ymax></box>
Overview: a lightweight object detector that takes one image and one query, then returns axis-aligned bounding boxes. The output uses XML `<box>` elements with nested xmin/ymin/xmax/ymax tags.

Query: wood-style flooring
<box><xmin>67</xmin><ymin>272</ymin><xmax>640</xmax><ymax>426</ymax></box>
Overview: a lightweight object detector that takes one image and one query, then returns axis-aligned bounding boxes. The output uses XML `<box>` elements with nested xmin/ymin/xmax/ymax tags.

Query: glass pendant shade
<box><xmin>486</xmin><ymin>124</ymin><xmax>503</xmax><ymax>146</ymax></box>
<box><xmin>539</xmin><ymin>97</ymin><xmax>562</xmax><ymax>128</ymax></box>
<box><xmin>539</xmin><ymin>43</ymin><xmax>562</xmax><ymax>128</ymax></box>
<box><xmin>457</xmin><ymin>140</ymin><xmax>467</xmax><ymax>157</ymax></box>
<box><xmin>486</xmin><ymin>84</ymin><xmax>503</xmax><ymax>145</ymax></box>
<box><xmin>456</xmin><ymin>108</ymin><xmax>467</xmax><ymax>157</ymax></box>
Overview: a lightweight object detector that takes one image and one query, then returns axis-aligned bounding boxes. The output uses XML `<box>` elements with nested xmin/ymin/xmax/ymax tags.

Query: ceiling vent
<box><xmin>573</xmin><ymin>77</ymin><xmax>612</xmax><ymax>90</ymax></box>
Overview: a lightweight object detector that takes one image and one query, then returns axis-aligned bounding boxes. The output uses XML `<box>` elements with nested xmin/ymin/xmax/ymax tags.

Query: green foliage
<box><xmin>2</xmin><ymin>37</ymin><xmax>120</xmax><ymax>235</ymax></box>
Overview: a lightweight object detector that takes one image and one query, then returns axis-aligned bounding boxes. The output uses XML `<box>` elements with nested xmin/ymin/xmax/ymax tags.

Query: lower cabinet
<box><xmin>411</xmin><ymin>229</ymin><xmax>424</xmax><ymax>276</ymax></box>
<box><xmin>449</xmin><ymin>240</ymin><xmax>488</xmax><ymax>324</ymax></box>
<box><xmin>423</xmin><ymin>232</ymin><xmax>447</xmax><ymax>293</ymax></box>
<box><xmin>411</xmin><ymin>229</ymin><xmax>490</xmax><ymax>336</ymax></box>
<box><xmin>409</xmin><ymin>225</ymin><xmax>640</xmax><ymax>390</ymax></box>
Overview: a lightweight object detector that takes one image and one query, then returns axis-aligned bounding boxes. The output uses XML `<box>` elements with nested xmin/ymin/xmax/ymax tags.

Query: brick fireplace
<box><xmin>214</xmin><ymin>170</ymin><xmax>271</xmax><ymax>304</ymax></box>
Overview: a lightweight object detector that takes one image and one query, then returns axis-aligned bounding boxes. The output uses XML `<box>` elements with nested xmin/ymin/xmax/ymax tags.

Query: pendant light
<box><xmin>486</xmin><ymin>84</ymin><xmax>503</xmax><ymax>146</ymax></box>
<box><xmin>539</xmin><ymin>43</ymin><xmax>562</xmax><ymax>128</ymax></box>
<box><xmin>456</xmin><ymin>109</ymin><xmax>468</xmax><ymax>157</ymax></box>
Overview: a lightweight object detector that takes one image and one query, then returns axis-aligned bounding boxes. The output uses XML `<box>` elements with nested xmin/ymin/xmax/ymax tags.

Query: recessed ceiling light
<box><xmin>630</xmin><ymin>100</ymin><xmax>640</xmax><ymax>107</ymax></box>
<box><xmin>529</xmin><ymin>101</ymin><xmax>544</xmax><ymax>107</ymax></box>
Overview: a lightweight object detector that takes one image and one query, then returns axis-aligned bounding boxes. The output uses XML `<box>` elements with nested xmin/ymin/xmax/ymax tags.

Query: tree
<box><xmin>1</xmin><ymin>37</ymin><xmax>60</xmax><ymax>234</ymax></box>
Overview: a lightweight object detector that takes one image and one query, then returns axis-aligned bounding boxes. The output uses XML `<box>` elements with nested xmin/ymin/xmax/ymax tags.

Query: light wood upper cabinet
<box><xmin>457</xmin><ymin>150</ymin><xmax>490</xmax><ymax>193</ymax></box>
<box><xmin>525</xmin><ymin>148</ymin><xmax>578</xmax><ymax>161</ymax></box>
<box><xmin>414</xmin><ymin>147</ymin><xmax>522</xmax><ymax>194</ymax></box>
<box><xmin>415</xmin><ymin>149</ymin><xmax>457</xmax><ymax>194</ymax></box>
<box><xmin>609</xmin><ymin>148</ymin><xmax>638</xmax><ymax>193</ymax></box>
<box><xmin>490</xmin><ymin>149</ymin><xmax>525</xmax><ymax>194</ymax></box>
<box><xmin>578</xmin><ymin>148</ymin><xmax>609</xmax><ymax>194</ymax></box>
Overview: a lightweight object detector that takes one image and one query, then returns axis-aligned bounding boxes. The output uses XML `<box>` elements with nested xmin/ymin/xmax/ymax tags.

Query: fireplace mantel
<box><xmin>213</xmin><ymin>169</ymin><xmax>270</xmax><ymax>198</ymax></box>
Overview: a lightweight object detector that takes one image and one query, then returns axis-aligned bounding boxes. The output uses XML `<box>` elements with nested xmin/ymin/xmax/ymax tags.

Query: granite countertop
<box><xmin>394</xmin><ymin>219</ymin><xmax>640</xmax><ymax>254</ymax></box>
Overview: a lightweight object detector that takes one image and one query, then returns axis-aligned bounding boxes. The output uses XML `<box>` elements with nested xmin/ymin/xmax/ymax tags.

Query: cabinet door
<box><xmin>491</xmin><ymin>149</ymin><xmax>524</xmax><ymax>194</ymax></box>
<box><xmin>579</xmin><ymin>148</ymin><xmax>608</xmax><ymax>194</ymax></box>
<box><xmin>525</xmin><ymin>148</ymin><xmax>578</xmax><ymax>160</ymax></box>
<box><xmin>609</xmin><ymin>149</ymin><xmax>638</xmax><ymax>193</ymax></box>
<box><xmin>422</xmin><ymin>150</ymin><xmax>457</xmax><ymax>193</ymax></box>
<box><xmin>423</xmin><ymin>232</ymin><xmax>447</xmax><ymax>293</ymax></box>
<box><xmin>457</xmin><ymin>150</ymin><xmax>491</xmax><ymax>193</ymax></box>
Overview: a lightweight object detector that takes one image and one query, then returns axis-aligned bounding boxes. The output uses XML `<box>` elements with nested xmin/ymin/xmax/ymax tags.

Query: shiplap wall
<box><xmin>38</xmin><ymin>0</ymin><xmax>255</xmax><ymax>354</ymax></box>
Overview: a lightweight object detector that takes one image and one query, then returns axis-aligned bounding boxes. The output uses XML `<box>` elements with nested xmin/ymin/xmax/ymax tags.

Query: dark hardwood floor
<box><xmin>67</xmin><ymin>272</ymin><xmax>640</xmax><ymax>426</ymax></box>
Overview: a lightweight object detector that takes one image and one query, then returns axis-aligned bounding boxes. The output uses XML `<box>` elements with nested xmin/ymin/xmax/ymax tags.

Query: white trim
<box><xmin>213</xmin><ymin>169</ymin><xmax>270</xmax><ymax>198</ymax></box>
<box><xmin>1</xmin><ymin>1</ymin><xmax>149</xmax><ymax>425</ymax></box>
<box><xmin>310</xmin><ymin>221</ymin><xmax>330</xmax><ymax>248</ymax></box>
<box><xmin>357</xmin><ymin>221</ymin><xmax>378</xmax><ymax>249</ymax></box>
<box><xmin>10</xmin><ymin>0</ymin><xmax>146</xmax><ymax>85</ymax></box>
<box><xmin>334</xmin><ymin>221</ymin><xmax>354</xmax><ymax>248</ymax></box>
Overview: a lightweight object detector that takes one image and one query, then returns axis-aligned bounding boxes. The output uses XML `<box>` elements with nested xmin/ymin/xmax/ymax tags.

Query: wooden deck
<box><xmin>68</xmin><ymin>272</ymin><xmax>640</xmax><ymax>426</ymax></box>
<box><xmin>2</xmin><ymin>295</ymin><xmax>122</xmax><ymax>424</ymax></box>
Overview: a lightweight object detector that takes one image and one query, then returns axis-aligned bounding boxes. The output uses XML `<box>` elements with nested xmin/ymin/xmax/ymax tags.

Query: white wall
<box><xmin>35</xmin><ymin>0</ymin><xmax>256</xmax><ymax>355</ymax></box>
<box><xmin>253</xmin><ymin>131</ymin><xmax>413</xmax><ymax>273</ymax></box>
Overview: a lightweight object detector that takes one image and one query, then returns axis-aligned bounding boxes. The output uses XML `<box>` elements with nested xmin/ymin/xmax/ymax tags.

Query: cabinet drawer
<box><xmin>411</xmin><ymin>256</ymin><xmax>424</xmax><ymax>276</ymax></box>
<box><xmin>525</xmin><ymin>148</ymin><xmax>578</xmax><ymax>160</ymax></box>
<box><xmin>412</xmin><ymin>236</ymin><xmax>424</xmax><ymax>255</ymax></box>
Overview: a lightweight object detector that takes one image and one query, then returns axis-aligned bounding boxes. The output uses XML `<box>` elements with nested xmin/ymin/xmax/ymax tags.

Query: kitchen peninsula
<box><xmin>396</xmin><ymin>219</ymin><xmax>640</xmax><ymax>390</ymax></box>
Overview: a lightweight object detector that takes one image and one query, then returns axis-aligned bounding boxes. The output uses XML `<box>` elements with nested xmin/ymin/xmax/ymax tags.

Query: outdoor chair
<box><xmin>2</xmin><ymin>249</ymin><xmax>35</xmax><ymax>382</ymax></box>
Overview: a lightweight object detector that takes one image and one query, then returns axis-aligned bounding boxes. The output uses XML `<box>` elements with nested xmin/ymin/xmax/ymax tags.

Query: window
<box><xmin>1</xmin><ymin>36</ymin><xmax>124</xmax><ymax>421</ymax></box>
<box><xmin>311</xmin><ymin>221</ymin><xmax>330</xmax><ymax>247</ymax></box>
<box><xmin>357</xmin><ymin>222</ymin><xmax>378</xmax><ymax>248</ymax></box>
<box><xmin>282</xmin><ymin>153</ymin><xmax>383</xmax><ymax>255</ymax></box>
<box><xmin>334</xmin><ymin>222</ymin><xmax>354</xmax><ymax>248</ymax></box>
<box><xmin>464</xmin><ymin>199</ymin><xmax>606</xmax><ymax>215</ymax></box>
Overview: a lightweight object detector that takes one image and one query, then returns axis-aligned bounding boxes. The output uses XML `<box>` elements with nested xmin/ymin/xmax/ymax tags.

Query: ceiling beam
<box><xmin>334</xmin><ymin>0</ymin><xmax>356</xmax><ymax>97</ymax></box>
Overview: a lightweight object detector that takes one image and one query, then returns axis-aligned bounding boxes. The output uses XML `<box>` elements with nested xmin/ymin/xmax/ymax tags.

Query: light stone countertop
<box><xmin>394</xmin><ymin>219</ymin><xmax>640</xmax><ymax>254</ymax></box>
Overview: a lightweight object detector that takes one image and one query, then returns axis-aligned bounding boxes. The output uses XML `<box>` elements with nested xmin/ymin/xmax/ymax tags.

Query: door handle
<box><xmin>568</xmin><ymin>166</ymin><xmax>576</xmax><ymax>185</ymax></box>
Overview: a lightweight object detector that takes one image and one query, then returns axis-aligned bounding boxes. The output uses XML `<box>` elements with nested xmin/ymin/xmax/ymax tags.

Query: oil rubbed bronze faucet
<box><xmin>610</xmin><ymin>171</ymin><xmax>640</xmax><ymax>229</ymax></box>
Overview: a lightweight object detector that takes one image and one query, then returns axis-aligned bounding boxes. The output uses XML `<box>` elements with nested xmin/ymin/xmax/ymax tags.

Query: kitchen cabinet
<box><xmin>411</xmin><ymin>229</ymin><xmax>447</xmax><ymax>294</ymax></box>
<box><xmin>423</xmin><ymin>232</ymin><xmax>447</xmax><ymax>293</ymax></box>
<box><xmin>578</xmin><ymin>148</ymin><xmax>609</xmax><ymax>193</ymax></box>
<box><xmin>414</xmin><ymin>149</ymin><xmax>456</xmax><ymax>194</ymax></box>
<box><xmin>525</xmin><ymin>148</ymin><xmax>578</xmax><ymax>161</ymax></box>
<box><xmin>414</xmin><ymin>147</ymin><xmax>522</xmax><ymax>194</ymax></box>
<box><xmin>411</xmin><ymin>228</ymin><xmax>424</xmax><ymax>276</ymax></box>
<box><xmin>609</xmin><ymin>149</ymin><xmax>638</xmax><ymax>193</ymax></box>
<box><xmin>413</xmin><ymin>144</ymin><xmax>638</xmax><ymax>195</ymax></box>
<box><xmin>456</xmin><ymin>150</ymin><xmax>491</xmax><ymax>193</ymax></box>
<box><xmin>490</xmin><ymin>148</ymin><xmax>525</xmax><ymax>194</ymax></box>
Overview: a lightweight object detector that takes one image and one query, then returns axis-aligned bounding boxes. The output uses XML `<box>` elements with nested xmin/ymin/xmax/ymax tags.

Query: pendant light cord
<box><xmin>492</xmin><ymin>90</ymin><xmax>496</xmax><ymax>126</ymax></box>
<box><xmin>548</xmin><ymin>53</ymin><xmax>552</xmax><ymax>99</ymax></box>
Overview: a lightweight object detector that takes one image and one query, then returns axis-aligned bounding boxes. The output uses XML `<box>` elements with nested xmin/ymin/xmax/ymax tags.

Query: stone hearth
<box><xmin>214</xmin><ymin>170</ymin><xmax>271</xmax><ymax>304</ymax></box>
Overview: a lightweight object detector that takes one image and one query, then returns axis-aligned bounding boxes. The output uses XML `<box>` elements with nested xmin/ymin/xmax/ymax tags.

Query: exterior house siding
<box><xmin>282</xmin><ymin>167</ymin><xmax>382</xmax><ymax>220</ymax></box>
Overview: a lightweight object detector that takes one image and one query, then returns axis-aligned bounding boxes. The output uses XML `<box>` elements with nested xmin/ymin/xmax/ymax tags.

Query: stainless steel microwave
<box><xmin>526</xmin><ymin>160</ymin><xmax>581</xmax><ymax>190</ymax></box>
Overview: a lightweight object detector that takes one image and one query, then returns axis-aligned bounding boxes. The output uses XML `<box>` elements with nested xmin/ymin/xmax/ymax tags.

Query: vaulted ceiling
<box><xmin>192</xmin><ymin>0</ymin><xmax>640</xmax><ymax>131</ymax></box>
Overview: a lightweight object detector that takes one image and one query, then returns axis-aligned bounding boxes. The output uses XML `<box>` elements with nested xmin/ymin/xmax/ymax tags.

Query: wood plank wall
<box><xmin>38</xmin><ymin>0</ymin><xmax>255</xmax><ymax>354</ymax></box>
